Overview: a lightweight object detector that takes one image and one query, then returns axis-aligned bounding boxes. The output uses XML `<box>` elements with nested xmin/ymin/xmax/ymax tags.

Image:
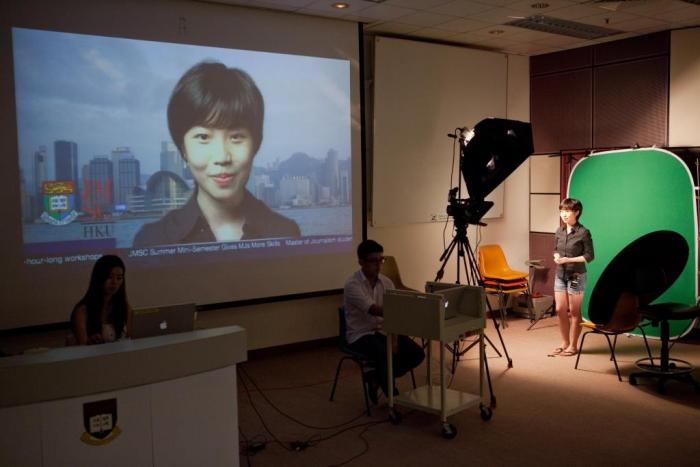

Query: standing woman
<box><xmin>552</xmin><ymin>198</ymin><xmax>594</xmax><ymax>356</ymax></box>
<box><xmin>71</xmin><ymin>255</ymin><xmax>133</xmax><ymax>345</ymax></box>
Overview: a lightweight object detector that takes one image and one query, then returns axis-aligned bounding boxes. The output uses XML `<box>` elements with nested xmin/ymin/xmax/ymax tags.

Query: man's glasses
<box><xmin>363</xmin><ymin>256</ymin><xmax>386</xmax><ymax>264</ymax></box>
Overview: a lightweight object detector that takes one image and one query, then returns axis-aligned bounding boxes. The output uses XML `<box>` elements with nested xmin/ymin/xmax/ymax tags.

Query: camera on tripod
<box><xmin>446</xmin><ymin>188</ymin><xmax>494</xmax><ymax>227</ymax></box>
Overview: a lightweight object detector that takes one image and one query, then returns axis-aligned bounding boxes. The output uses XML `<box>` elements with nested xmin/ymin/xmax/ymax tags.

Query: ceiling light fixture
<box><xmin>332</xmin><ymin>2</ymin><xmax>349</xmax><ymax>9</ymax></box>
<box><xmin>507</xmin><ymin>15</ymin><xmax>623</xmax><ymax>39</ymax></box>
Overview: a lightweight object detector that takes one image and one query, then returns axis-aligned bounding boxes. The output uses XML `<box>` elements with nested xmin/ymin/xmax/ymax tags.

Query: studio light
<box><xmin>452</xmin><ymin>118</ymin><xmax>534</xmax><ymax>225</ymax></box>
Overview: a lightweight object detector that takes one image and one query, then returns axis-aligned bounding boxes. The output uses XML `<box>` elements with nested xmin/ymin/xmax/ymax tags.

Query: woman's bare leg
<box><xmin>566</xmin><ymin>292</ymin><xmax>583</xmax><ymax>352</ymax></box>
<box><xmin>555</xmin><ymin>291</ymin><xmax>570</xmax><ymax>351</ymax></box>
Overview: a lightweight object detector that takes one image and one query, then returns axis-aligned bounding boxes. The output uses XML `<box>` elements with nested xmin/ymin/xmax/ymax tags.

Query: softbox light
<box><xmin>461</xmin><ymin>118</ymin><xmax>534</xmax><ymax>202</ymax></box>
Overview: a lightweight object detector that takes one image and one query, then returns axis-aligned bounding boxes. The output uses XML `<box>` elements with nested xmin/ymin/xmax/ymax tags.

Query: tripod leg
<box><xmin>435</xmin><ymin>237</ymin><xmax>459</xmax><ymax>282</ymax></box>
<box><xmin>483</xmin><ymin>297</ymin><xmax>513</xmax><ymax>367</ymax></box>
<box><xmin>483</xmin><ymin>334</ymin><xmax>502</xmax><ymax>358</ymax></box>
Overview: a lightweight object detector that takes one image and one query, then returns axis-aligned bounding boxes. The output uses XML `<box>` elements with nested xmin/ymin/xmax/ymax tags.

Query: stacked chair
<box><xmin>478</xmin><ymin>244</ymin><xmax>531</xmax><ymax>327</ymax></box>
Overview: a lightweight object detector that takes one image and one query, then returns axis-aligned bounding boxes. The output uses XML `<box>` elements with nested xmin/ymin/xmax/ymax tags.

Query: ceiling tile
<box><xmin>384</xmin><ymin>0</ymin><xmax>456</xmax><ymax>9</ymax></box>
<box><xmin>358</xmin><ymin>3</ymin><xmax>418</xmax><ymax>20</ymax></box>
<box><xmin>431</xmin><ymin>0</ymin><xmax>496</xmax><ymax>17</ymax></box>
<box><xmin>436</xmin><ymin>17</ymin><xmax>491</xmax><ymax>31</ymax></box>
<box><xmin>545</xmin><ymin>3</ymin><xmax>610</xmax><ymax>20</ymax></box>
<box><xmin>408</xmin><ymin>26</ymin><xmax>463</xmax><ymax>39</ymax></box>
<box><xmin>614</xmin><ymin>16</ymin><xmax>670</xmax><ymax>32</ymax></box>
<box><xmin>471</xmin><ymin>6</ymin><xmax>534</xmax><ymax>23</ymax></box>
<box><xmin>393</xmin><ymin>10</ymin><xmax>459</xmax><ymax>26</ymax></box>
<box><xmin>577</xmin><ymin>11</ymin><xmax>640</xmax><ymax>26</ymax></box>
<box><xmin>619</xmin><ymin>0</ymin><xmax>692</xmax><ymax>16</ymax></box>
<box><xmin>648</xmin><ymin>5</ymin><xmax>700</xmax><ymax>22</ymax></box>
<box><xmin>364</xmin><ymin>21</ymin><xmax>423</xmax><ymax>33</ymax></box>
<box><xmin>506</xmin><ymin>0</ymin><xmax>578</xmax><ymax>15</ymax></box>
<box><xmin>303</xmin><ymin>0</ymin><xmax>370</xmax><ymax>14</ymax></box>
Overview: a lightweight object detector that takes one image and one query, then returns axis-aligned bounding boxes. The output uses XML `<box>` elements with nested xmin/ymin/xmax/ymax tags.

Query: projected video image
<box><xmin>13</xmin><ymin>28</ymin><xmax>353</xmax><ymax>264</ymax></box>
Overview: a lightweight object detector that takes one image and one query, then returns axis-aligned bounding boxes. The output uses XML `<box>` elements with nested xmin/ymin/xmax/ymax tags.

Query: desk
<box><xmin>0</xmin><ymin>326</ymin><xmax>246</xmax><ymax>467</ymax></box>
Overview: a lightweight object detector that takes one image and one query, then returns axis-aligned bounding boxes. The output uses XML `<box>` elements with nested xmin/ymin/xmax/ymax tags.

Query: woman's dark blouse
<box><xmin>553</xmin><ymin>223</ymin><xmax>594</xmax><ymax>280</ymax></box>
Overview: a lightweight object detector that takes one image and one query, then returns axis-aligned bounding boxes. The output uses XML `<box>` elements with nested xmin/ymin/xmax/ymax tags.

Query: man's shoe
<box><xmin>364</xmin><ymin>371</ymin><xmax>379</xmax><ymax>405</ymax></box>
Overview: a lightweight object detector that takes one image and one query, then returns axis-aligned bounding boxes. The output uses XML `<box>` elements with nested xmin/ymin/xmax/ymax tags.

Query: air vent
<box><xmin>507</xmin><ymin>15</ymin><xmax>623</xmax><ymax>39</ymax></box>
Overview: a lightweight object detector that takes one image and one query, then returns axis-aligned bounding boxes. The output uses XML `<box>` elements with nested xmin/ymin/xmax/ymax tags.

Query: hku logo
<box><xmin>80</xmin><ymin>398</ymin><xmax>122</xmax><ymax>445</ymax></box>
<box><xmin>40</xmin><ymin>180</ymin><xmax>78</xmax><ymax>226</ymax></box>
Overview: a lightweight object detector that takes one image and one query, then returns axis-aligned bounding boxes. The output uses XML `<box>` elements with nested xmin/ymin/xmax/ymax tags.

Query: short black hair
<box><xmin>167</xmin><ymin>61</ymin><xmax>264</xmax><ymax>157</ymax></box>
<box><xmin>357</xmin><ymin>239</ymin><xmax>384</xmax><ymax>260</ymax></box>
<box><xmin>560</xmin><ymin>198</ymin><xmax>583</xmax><ymax>219</ymax></box>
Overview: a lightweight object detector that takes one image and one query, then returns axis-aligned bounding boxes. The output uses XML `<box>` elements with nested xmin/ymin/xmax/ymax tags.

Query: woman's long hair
<box><xmin>72</xmin><ymin>255</ymin><xmax>129</xmax><ymax>338</ymax></box>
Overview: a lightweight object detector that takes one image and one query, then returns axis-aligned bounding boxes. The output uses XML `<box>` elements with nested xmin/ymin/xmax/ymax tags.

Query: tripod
<box><xmin>434</xmin><ymin>207</ymin><xmax>514</xmax><ymax>408</ymax></box>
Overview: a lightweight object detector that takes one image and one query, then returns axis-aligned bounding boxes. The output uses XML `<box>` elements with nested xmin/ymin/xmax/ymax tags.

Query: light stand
<box><xmin>433</xmin><ymin>118</ymin><xmax>534</xmax><ymax>407</ymax></box>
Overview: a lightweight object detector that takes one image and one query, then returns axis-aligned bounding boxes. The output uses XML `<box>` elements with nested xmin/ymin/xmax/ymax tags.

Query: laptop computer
<box><xmin>130</xmin><ymin>303</ymin><xmax>196</xmax><ymax>339</ymax></box>
<box><xmin>425</xmin><ymin>282</ymin><xmax>464</xmax><ymax>320</ymax></box>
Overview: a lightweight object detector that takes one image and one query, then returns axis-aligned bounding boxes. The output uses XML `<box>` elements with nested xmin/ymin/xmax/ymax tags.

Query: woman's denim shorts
<box><xmin>554</xmin><ymin>273</ymin><xmax>587</xmax><ymax>295</ymax></box>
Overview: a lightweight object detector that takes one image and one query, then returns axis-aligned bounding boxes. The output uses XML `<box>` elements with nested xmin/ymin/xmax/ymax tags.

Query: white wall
<box><xmin>369</xmin><ymin>53</ymin><xmax>531</xmax><ymax>288</ymax></box>
<box><xmin>669</xmin><ymin>27</ymin><xmax>700</xmax><ymax>146</ymax></box>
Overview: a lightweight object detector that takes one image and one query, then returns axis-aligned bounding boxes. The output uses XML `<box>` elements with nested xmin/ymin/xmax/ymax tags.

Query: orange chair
<box><xmin>478</xmin><ymin>244</ymin><xmax>530</xmax><ymax>326</ymax></box>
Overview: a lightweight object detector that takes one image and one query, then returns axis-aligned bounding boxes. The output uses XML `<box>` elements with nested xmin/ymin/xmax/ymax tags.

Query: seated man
<box><xmin>343</xmin><ymin>239</ymin><xmax>425</xmax><ymax>403</ymax></box>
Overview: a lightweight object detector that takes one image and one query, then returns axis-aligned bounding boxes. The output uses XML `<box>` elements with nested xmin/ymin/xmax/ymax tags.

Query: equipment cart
<box><xmin>383</xmin><ymin>285</ymin><xmax>492</xmax><ymax>439</ymax></box>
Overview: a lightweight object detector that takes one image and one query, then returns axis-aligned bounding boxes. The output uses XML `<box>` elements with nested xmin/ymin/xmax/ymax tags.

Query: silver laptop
<box><xmin>130</xmin><ymin>303</ymin><xmax>196</xmax><ymax>339</ymax></box>
<box><xmin>425</xmin><ymin>282</ymin><xmax>464</xmax><ymax>320</ymax></box>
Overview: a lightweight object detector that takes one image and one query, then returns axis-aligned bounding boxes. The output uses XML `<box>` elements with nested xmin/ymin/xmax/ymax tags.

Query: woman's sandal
<box><xmin>549</xmin><ymin>347</ymin><xmax>564</xmax><ymax>356</ymax></box>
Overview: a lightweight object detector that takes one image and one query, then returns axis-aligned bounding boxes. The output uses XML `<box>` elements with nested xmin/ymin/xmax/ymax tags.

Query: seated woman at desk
<box><xmin>71</xmin><ymin>255</ymin><xmax>133</xmax><ymax>345</ymax></box>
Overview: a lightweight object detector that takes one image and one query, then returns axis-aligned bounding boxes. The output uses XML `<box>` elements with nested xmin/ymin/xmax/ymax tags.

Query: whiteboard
<box><xmin>372</xmin><ymin>36</ymin><xmax>508</xmax><ymax>226</ymax></box>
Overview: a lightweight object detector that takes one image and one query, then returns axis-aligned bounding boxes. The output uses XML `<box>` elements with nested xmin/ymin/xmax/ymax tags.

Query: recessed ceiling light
<box><xmin>489</xmin><ymin>29</ymin><xmax>505</xmax><ymax>35</ymax></box>
<box><xmin>531</xmin><ymin>2</ymin><xmax>550</xmax><ymax>8</ymax></box>
<box><xmin>332</xmin><ymin>2</ymin><xmax>349</xmax><ymax>8</ymax></box>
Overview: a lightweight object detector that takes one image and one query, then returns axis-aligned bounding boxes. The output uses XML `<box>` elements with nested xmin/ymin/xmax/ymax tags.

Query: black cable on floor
<box><xmin>239</xmin><ymin>365</ymin><xmax>369</xmax><ymax>430</ymax></box>
<box><xmin>238</xmin><ymin>367</ymin><xmax>294</xmax><ymax>452</ymax></box>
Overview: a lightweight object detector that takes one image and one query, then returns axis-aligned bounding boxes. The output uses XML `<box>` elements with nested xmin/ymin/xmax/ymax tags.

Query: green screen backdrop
<box><xmin>569</xmin><ymin>148</ymin><xmax>697</xmax><ymax>338</ymax></box>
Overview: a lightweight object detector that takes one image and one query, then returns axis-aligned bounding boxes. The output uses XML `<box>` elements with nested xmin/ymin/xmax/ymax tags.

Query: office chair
<box><xmin>382</xmin><ymin>256</ymin><xmax>417</xmax><ymax>291</ymax></box>
<box><xmin>329</xmin><ymin>307</ymin><xmax>417</xmax><ymax>415</ymax></box>
<box><xmin>478</xmin><ymin>244</ymin><xmax>531</xmax><ymax>327</ymax></box>
<box><xmin>329</xmin><ymin>306</ymin><xmax>375</xmax><ymax>415</ymax></box>
<box><xmin>629</xmin><ymin>303</ymin><xmax>700</xmax><ymax>393</ymax></box>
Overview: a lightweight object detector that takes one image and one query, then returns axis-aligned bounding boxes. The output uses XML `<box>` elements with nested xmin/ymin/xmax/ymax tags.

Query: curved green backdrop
<box><xmin>569</xmin><ymin>148</ymin><xmax>697</xmax><ymax>338</ymax></box>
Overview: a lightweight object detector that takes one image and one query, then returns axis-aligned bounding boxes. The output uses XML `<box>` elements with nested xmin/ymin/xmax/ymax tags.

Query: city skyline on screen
<box><xmin>12</xmin><ymin>27</ymin><xmax>351</xmax><ymax>181</ymax></box>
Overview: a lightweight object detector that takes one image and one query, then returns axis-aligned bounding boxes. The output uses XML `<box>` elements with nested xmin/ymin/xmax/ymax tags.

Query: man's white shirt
<box><xmin>343</xmin><ymin>270</ymin><xmax>395</xmax><ymax>344</ymax></box>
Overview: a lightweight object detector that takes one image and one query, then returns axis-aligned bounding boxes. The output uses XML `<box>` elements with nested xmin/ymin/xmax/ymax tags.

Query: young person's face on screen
<box><xmin>183</xmin><ymin>126</ymin><xmax>255</xmax><ymax>207</ymax></box>
<box><xmin>103</xmin><ymin>267</ymin><xmax>124</xmax><ymax>298</ymax></box>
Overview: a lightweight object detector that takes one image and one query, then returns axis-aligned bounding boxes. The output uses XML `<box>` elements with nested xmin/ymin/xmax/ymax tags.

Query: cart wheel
<box><xmin>507</xmin><ymin>358</ymin><xmax>513</xmax><ymax>368</ymax></box>
<box><xmin>629</xmin><ymin>375</ymin><xmax>638</xmax><ymax>386</ymax></box>
<box><xmin>441</xmin><ymin>423</ymin><xmax>457</xmax><ymax>439</ymax></box>
<box><xmin>388</xmin><ymin>409</ymin><xmax>402</xmax><ymax>425</ymax></box>
<box><xmin>480</xmin><ymin>406</ymin><xmax>493</xmax><ymax>421</ymax></box>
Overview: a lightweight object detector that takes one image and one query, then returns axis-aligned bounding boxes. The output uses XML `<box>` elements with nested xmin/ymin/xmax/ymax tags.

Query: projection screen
<box><xmin>0</xmin><ymin>0</ymin><xmax>362</xmax><ymax>329</ymax></box>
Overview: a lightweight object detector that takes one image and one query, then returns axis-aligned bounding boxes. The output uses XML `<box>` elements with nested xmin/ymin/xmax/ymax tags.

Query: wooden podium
<box><xmin>383</xmin><ymin>285</ymin><xmax>492</xmax><ymax>439</ymax></box>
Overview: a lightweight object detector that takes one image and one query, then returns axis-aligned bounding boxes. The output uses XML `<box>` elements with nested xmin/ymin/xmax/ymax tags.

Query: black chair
<box><xmin>329</xmin><ymin>306</ymin><xmax>416</xmax><ymax>415</ymax></box>
<box><xmin>329</xmin><ymin>306</ymin><xmax>376</xmax><ymax>416</ymax></box>
<box><xmin>629</xmin><ymin>303</ymin><xmax>700</xmax><ymax>394</ymax></box>
<box><xmin>575</xmin><ymin>292</ymin><xmax>653</xmax><ymax>382</ymax></box>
